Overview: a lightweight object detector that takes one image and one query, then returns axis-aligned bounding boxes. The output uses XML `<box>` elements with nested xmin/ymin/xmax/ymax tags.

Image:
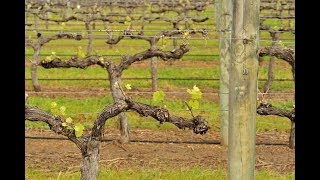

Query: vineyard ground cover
<box><xmin>26</xmin><ymin>167</ymin><xmax>294</xmax><ymax>179</ymax></box>
<box><xmin>25</xmin><ymin>129</ymin><xmax>294</xmax><ymax>179</ymax></box>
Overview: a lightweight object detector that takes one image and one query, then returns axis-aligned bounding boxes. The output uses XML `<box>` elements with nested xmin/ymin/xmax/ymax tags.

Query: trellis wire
<box><xmin>24</xmin><ymin>54</ymin><xmax>220</xmax><ymax>56</ymax></box>
<box><xmin>24</xmin><ymin>77</ymin><xmax>294</xmax><ymax>81</ymax></box>
<box><xmin>24</xmin><ymin>136</ymin><xmax>288</xmax><ymax>146</ymax></box>
<box><xmin>25</xmin><ymin>28</ymin><xmax>295</xmax><ymax>34</ymax></box>
<box><xmin>25</xmin><ymin>91</ymin><xmax>295</xmax><ymax>95</ymax></box>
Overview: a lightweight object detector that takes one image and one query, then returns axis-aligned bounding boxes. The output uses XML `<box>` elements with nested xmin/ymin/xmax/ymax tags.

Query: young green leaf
<box><xmin>60</xmin><ymin>22</ymin><xmax>66</xmax><ymax>30</ymax></box>
<box><xmin>124</xmin><ymin>16</ymin><xmax>131</xmax><ymax>25</ymax></box>
<box><xmin>66</xmin><ymin>117</ymin><xmax>73</xmax><ymax>124</ymax></box>
<box><xmin>125</xmin><ymin>84</ymin><xmax>132</xmax><ymax>90</ymax></box>
<box><xmin>125</xmin><ymin>16</ymin><xmax>131</xmax><ymax>22</ymax></box>
<box><xmin>161</xmin><ymin>36</ymin><xmax>170</xmax><ymax>49</ymax></box>
<box><xmin>77</xmin><ymin>46</ymin><xmax>86</xmax><ymax>58</ymax></box>
<box><xmin>183</xmin><ymin>31</ymin><xmax>189</xmax><ymax>38</ymax></box>
<box><xmin>187</xmin><ymin>85</ymin><xmax>202</xmax><ymax>100</ymax></box>
<box><xmin>188</xmin><ymin>100</ymin><xmax>199</xmax><ymax>110</ymax></box>
<box><xmin>99</xmin><ymin>57</ymin><xmax>104</xmax><ymax>62</ymax></box>
<box><xmin>74</xmin><ymin>123</ymin><xmax>85</xmax><ymax>137</ymax></box>
<box><xmin>45</xmin><ymin>56</ymin><xmax>53</xmax><ymax>61</ymax></box>
<box><xmin>60</xmin><ymin>106</ymin><xmax>66</xmax><ymax>112</ymax></box>
<box><xmin>51</xmin><ymin>102</ymin><xmax>57</xmax><ymax>108</ymax></box>
<box><xmin>152</xmin><ymin>90</ymin><xmax>166</xmax><ymax>103</ymax></box>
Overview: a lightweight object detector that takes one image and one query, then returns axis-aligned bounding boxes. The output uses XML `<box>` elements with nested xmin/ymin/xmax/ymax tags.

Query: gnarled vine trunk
<box><xmin>26</xmin><ymin>96</ymin><xmax>209</xmax><ymax>179</ymax></box>
<box><xmin>289</xmin><ymin>121</ymin><xmax>295</xmax><ymax>149</ymax></box>
<box><xmin>80</xmin><ymin>140</ymin><xmax>100</xmax><ymax>180</ymax></box>
<box><xmin>263</xmin><ymin>32</ymin><xmax>280</xmax><ymax>93</ymax></box>
<box><xmin>31</xmin><ymin>47</ymin><xmax>41</xmax><ymax>92</ymax></box>
<box><xmin>151</xmin><ymin>57</ymin><xmax>158</xmax><ymax>91</ymax></box>
<box><xmin>85</xmin><ymin>22</ymin><xmax>93</xmax><ymax>56</ymax></box>
<box><xmin>256</xmin><ymin>103</ymin><xmax>295</xmax><ymax>149</ymax></box>
<box><xmin>108</xmin><ymin>72</ymin><xmax>130</xmax><ymax>143</ymax></box>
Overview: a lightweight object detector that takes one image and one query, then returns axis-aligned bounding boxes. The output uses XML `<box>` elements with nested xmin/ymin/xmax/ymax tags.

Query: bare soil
<box><xmin>25</xmin><ymin>60</ymin><xmax>294</xmax><ymax>174</ymax></box>
<box><xmin>25</xmin><ymin>128</ymin><xmax>294</xmax><ymax>173</ymax></box>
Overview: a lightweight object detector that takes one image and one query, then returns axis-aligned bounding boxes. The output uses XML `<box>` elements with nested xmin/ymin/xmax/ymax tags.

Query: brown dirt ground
<box><xmin>25</xmin><ymin>87</ymin><xmax>294</xmax><ymax>103</ymax></box>
<box><xmin>25</xmin><ymin>128</ymin><xmax>294</xmax><ymax>174</ymax></box>
<box><xmin>25</xmin><ymin>60</ymin><xmax>294</xmax><ymax>174</ymax></box>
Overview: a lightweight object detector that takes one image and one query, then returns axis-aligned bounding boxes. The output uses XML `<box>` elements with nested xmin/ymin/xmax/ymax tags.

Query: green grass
<box><xmin>25</xmin><ymin>96</ymin><xmax>293</xmax><ymax>132</ymax></box>
<box><xmin>25</xmin><ymin>167</ymin><xmax>294</xmax><ymax>180</ymax></box>
<box><xmin>25</xmin><ymin>61</ymin><xmax>294</xmax><ymax>91</ymax></box>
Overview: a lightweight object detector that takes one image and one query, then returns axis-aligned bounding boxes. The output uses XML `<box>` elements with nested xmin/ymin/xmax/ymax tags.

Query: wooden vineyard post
<box><xmin>228</xmin><ymin>0</ymin><xmax>259</xmax><ymax>179</ymax></box>
<box><xmin>215</xmin><ymin>0</ymin><xmax>233</xmax><ymax>146</ymax></box>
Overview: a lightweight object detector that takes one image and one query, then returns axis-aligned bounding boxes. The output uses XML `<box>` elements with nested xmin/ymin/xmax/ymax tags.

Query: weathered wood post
<box><xmin>215</xmin><ymin>0</ymin><xmax>233</xmax><ymax>146</ymax></box>
<box><xmin>228</xmin><ymin>0</ymin><xmax>259</xmax><ymax>178</ymax></box>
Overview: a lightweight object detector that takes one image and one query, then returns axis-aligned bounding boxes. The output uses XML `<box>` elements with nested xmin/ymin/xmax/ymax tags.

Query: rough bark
<box><xmin>257</xmin><ymin>103</ymin><xmax>295</xmax><ymax>149</ymax></box>
<box><xmin>91</xmin><ymin>100</ymin><xmax>129</xmax><ymax>139</ymax></box>
<box><xmin>151</xmin><ymin>57</ymin><xmax>158</xmax><ymax>92</ymax></box>
<box><xmin>144</xmin><ymin>16</ymin><xmax>209</xmax><ymax>30</ymax></box>
<box><xmin>34</xmin><ymin>14</ymin><xmax>38</xmax><ymax>33</ymax></box>
<box><xmin>256</xmin><ymin>103</ymin><xmax>295</xmax><ymax>121</ymax></box>
<box><xmin>259</xmin><ymin>46</ymin><xmax>295</xmax><ymax>79</ymax></box>
<box><xmin>25</xmin><ymin>99</ymin><xmax>209</xmax><ymax>137</ymax></box>
<box><xmin>80</xmin><ymin>140</ymin><xmax>100</xmax><ymax>180</ymax></box>
<box><xmin>36</xmin><ymin>13</ymin><xmax>127</xmax><ymax>24</ymax></box>
<box><xmin>263</xmin><ymin>55</ymin><xmax>275</xmax><ymax>92</ymax></box>
<box><xmin>40</xmin><ymin>56</ymin><xmax>107</xmax><ymax>69</ymax></box>
<box><xmin>139</xmin><ymin>6</ymin><xmax>146</xmax><ymax>35</ymax></box>
<box><xmin>26</xmin><ymin>95</ymin><xmax>209</xmax><ymax>179</ymax></box>
<box><xmin>150</xmin><ymin>3</ymin><xmax>208</xmax><ymax>14</ymax></box>
<box><xmin>117</xmin><ymin>45</ymin><xmax>189</xmax><ymax>72</ymax></box>
<box><xmin>263</xmin><ymin>32</ymin><xmax>280</xmax><ymax>93</ymax></box>
<box><xmin>39</xmin><ymin>43</ymin><xmax>190</xmax><ymax>143</ymax></box>
<box><xmin>39</xmin><ymin>45</ymin><xmax>189</xmax><ymax>71</ymax></box>
<box><xmin>125</xmin><ymin>98</ymin><xmax>209</xmax><ymax>134</ymax></box>
<box><xmin>108</xmin><ymin>73</ymin><xmax>130</xmax><ymax>143</ymax></box>
<box><xmin>85</xmin><ymin>22</ymin><xmax>93</xmax><ymax>56</ymax></box>
<box><xmin>45</xmin><ymin>12</ymin><xmax>49</xmax><ymax>29</ymax></box>
<box><xmin>289</xmin><ymin>121</ymin><xmax>295</xmax><ymax>149</ymax></box>
<box><xmin>25</xmin><ymin>105</ymin><xmax>83</xmax><ymax>148</ymax></box>
<box><xmin>106</xmin><ymin>29</ymin><xmax>207</xmax><ymax>46</ymax></box>
<box><xmin>25</xmin><ymin>32</ymin><xmax>82</xmax><ymax>92</ymax></box>
<box><xmin>258</xmin><ymin>45</ymin><xmax>295</xmax><ymax>149</ymax></box>
<box><xmin>26</xmin><ymin>33</ymin><xmax>82</xmax><ymax>47</ymax></box>
<box><xmin>31</xmin><ymin>47</ymin><xmax>41</xmax><ymax>92</ymax></box>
